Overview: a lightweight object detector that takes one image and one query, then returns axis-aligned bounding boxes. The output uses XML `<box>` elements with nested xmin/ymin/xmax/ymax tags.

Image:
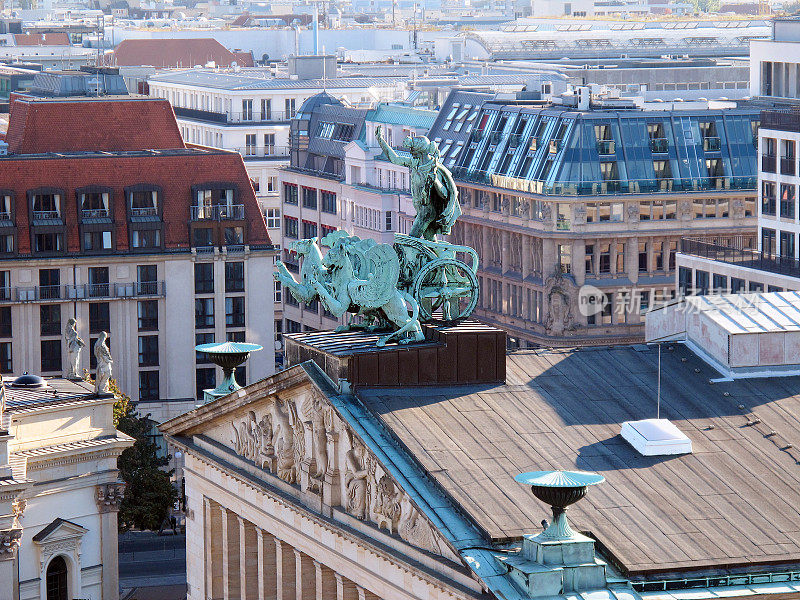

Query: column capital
<box><xmin>95</xmin><ymin>481</ymin><xmax>126</xmax><ymax>513</ymax></box>
<box><xmin>0</xmin><ymin>528</ymin><xmax>22</xmax><ymax>560</ymax></box>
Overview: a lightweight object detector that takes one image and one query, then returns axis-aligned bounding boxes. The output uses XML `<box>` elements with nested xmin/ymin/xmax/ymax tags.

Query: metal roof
<box><xmin>149</xmin><ymin>69</ymin><xmax>406</xmax><ymax>91</ymax></box>
<box><xmin>366</xmin><ymin>103</ymin><xmax>436</xmax><ymax>130</ymax></box>
<box><xmin>670</xmin><ymin>292</ymin><xmax>800</xmax><ymax>335</ymax></box>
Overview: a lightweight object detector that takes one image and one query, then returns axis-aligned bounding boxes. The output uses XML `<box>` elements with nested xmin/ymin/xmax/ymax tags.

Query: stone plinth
<box><xmin>284</xmin><ymin>321</ymin><xmax>506</xmax><ymax>390</ymax></box>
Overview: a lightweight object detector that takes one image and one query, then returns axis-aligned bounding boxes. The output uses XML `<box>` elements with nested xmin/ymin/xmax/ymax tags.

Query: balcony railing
<box><xmin>9</xmin><ymin>281</ymin><xmax>166</xmax><ymax>303</ymax></box>
<box><xmin>596</xmin><ymin>140</ymin><xmax>616</xmax><ymax>155</ymax></box>
<box><xmin>130</xmin><ymin>206</ymin><xmax>159</xmax><ymax>217</ymax></box>
<box><xmin>649</xmin><ymin>137</ymin><xmax>669</xmax><ymax>153</ymax></box>
<box><xmin>781</xmin><ymin>157</ymin><xmax>797</xmax><ymax>176</ymax></box>
<box><xmin>703</xmin><ymin>136</ymin><xmax>722</xmax><ymax>152</ymax></box>
<box><xmin>32</xmin><ymin>210</ymin><xmax>60</xmax><ymax>220</ymax></box>
<box><xmin>762</xmin><ymin>154</ymin><xmax>777</xmax><ymax>173</ymax></box>
<box><xmin>236</xmin><ymin>146</ymin><xmax>291</xmax><ymax>160</ymax></box>
<box><xmin>173</xmin><ymin>106</ymin><xmax>291</xmax><ymax>124</ymax></box>
<box><xmin>191</xmin><ymin>204</ymin><xmax>245</xmax><ymax>221</ymax></box>
<box><xmin>81</xmin><ymin>208</ymin><xmax>110</xmax><ymax>219</ymax></box>
<box><xmin>451</xmin><ymin>169</ymin><xmax>757</xmax><ymax>196</ymax></box>
<box><xmin>0</xmin><ymin>212</ymin><xmax>12</xmax><ymax>222</ymax></box>
<box><xmin>680</xmin><ymin>237</ymin><xmax>800</xmax><ymax>279</ymax></box>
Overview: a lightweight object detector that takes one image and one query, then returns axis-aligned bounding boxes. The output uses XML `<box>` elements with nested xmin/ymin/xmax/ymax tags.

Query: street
<box><xmin>119</xmin><ymin>531</ymin><xmax>187</xmax><ymax>600</ymax></box>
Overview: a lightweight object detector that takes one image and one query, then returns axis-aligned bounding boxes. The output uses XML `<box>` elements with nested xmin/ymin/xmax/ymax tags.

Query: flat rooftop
<box><xmin>356</xmin><ymin>344</ymin><xmax>800</xmax><ymax>577</ymax></box>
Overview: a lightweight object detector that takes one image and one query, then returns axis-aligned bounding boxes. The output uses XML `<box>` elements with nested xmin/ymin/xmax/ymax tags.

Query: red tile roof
<box><xmin>5</xmin><ymin>96</ymin><xmax>185</xmax><ymax>154</ymax></box>
<box><xmin>112</xmin><ymin>38</ymin><xmax>251</xmax><ymax>68</ymax></box>
<box><xmin>13</xmin><ymin>33</ymin><xmax>70</xmax><ymax>46</ymax></box>
<box><xmin>0</xmin><ymin>150</ymin><xmax>271</xmax><ymax>253</ymax></box>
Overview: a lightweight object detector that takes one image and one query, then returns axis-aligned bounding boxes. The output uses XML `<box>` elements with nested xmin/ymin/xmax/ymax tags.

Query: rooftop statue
<box><xmin>274</xmin><ymin>131</ymin><xmax>479</xmax><ymax>346</ymax></box>
<box><xmin>376</xmin><ymin>126</ymin><xmax>461</xmax><ymax>241</ymax></box>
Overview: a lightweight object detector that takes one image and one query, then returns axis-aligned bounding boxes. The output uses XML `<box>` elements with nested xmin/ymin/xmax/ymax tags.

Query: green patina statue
<box><xmin>375</xmin><ymin>126</ymin><xmax>461</xmax><ymax>241</ymax></box>
<box><xmin>275</xmin><ymin>130</ymin><xmax>479</xmax><ymax>346</ymax></box>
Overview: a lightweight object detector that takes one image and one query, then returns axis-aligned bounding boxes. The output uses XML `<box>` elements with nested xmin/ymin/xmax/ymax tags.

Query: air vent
<box><xmin>10</xmin><ymin>372</ymin><xmax>47</xmax><ymax>389</ymax></box>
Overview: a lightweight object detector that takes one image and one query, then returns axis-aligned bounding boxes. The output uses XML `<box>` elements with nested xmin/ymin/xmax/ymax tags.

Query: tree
<box><xmin>111</xmin><ymin>380</ymin><xmax>179</xmax><ymax>532</ymax></box>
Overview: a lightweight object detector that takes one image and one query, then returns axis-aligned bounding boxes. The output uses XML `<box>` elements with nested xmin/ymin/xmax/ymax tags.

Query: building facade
<box><xmin>0</xmin><ymin>375</ymin><xmax>133</xmax><ymax>600</ymax></box>
<box><xmin>438</xmin><ymin>90</ymin><xmax>760</xmax><ymax>346</ymax></box>
<box><xmin>0</xmin><ymin>92</ymin><xmax>275</xmax><ymax>423</ymax></box>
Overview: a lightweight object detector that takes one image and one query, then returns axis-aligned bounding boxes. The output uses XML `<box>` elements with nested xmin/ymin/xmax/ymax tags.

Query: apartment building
<box><xmin>278</xmin><ymin>94</ymin><xmax>435</xmax><ymax>335</ymax></box>
<box><xmin>438</xmin><ymin>89</ymin><xmax>760</xmax><ymax>346</ymax></box>
<box><xmin>0</xmin><ymin>91</ymin><xmax>275</xmax><ymax>422</ymax></box>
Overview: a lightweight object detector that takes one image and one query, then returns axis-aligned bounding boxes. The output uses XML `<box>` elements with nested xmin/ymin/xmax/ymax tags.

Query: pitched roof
<box><xmin>5</xmin><ymin>96</ymin><xmax>184</xmax><ymax>154</ymax></box>
<box><xmin>357</xmin><ymin>344</ymin><xmax>800</xmax><ymax>577</ymax></box>
<box><xmin>32</xmin><ymin>518</ymin><xmax>88</xmax><ymax>542</ymax></box>
<box><xmin>13</xmin><ymin>32</ymin><xmax>70</xmax><ymax>46</ymax></box>
<box><xmin>112</xmin><ymin>38</ymin><xmax>251</xmax><ymax>68</ymax></box>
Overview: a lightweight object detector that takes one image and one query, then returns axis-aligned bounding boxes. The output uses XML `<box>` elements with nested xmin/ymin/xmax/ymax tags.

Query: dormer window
<box><xmin>0</xmin><ymin>195</ymin><xmax>12</xmax><ymax>222</ymax></box>
<box><xmin>130</xmin><ymin>190</ymin><xmax>158</xmax><ymax>216</ymax></box>
<box><xmin>31</xmin><ymin>192</ymin><xmax>60</xmax><ymax>220</ymax></box>
<box><xmin>192</xmin><ymin>186</ymin><xmax>241</xmax><ymax>221</ymax></box>
<box><xmin>126</xmin><ymin>185</ymin><xmax>163</xmax><ymax>252</ymax></box>
<box><xmin>80</xmin><ymin>191</ymin><xmax>110</xmax><ymax>219</ymax></box>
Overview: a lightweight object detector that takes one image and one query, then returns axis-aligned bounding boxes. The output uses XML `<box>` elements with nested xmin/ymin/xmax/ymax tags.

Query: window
<box><xmin>129</xmin><ymin>189</ymin><xmax>158</xmax><ymax>216</ymax></box>
<box><xmin>225</xmin><ymin>262</ymin><xmax>244</xmax><ymax>292</ymax></box>
<box><xmin>83</xmin><ymin>230</ymin><xmax>112</xmax><ymax>251</ymax></box>
<box><xmin>585</xmin><ymin>244</ymin><xmax>595</xmax><ymax>274</ymax></box>
<box><xmin>224</xmin><ymin>227</ymin><xmax>243</xmax><ymax>245</ymax></box>
<box><xmin>317</xmin><ymin>121</ymin><xmax>335</xmax><ymax>138</ymax></box>
<box><xmin>639</xmin><ymin>242</ymin><xmax>648</xmax><ymax>273</ymax></box>
<box><xmin>138</xmin><ymin>300</ymin><xmax>158</xmax><ymax>331</ymax></box>
<box><xmin>285</xmin><ymin>98</ymin><xmax>296</xmax><ymax>118</ymax></box>
<box><xmin>46</xmin><ymin>555</ymin><xmax>68</xmax><ymax>600</ymax></box>
<box><xmin>0</xmin><ymin>342</ymin><xmax>10</xmax><ymax>373</ymax></box>
<box><xmin>285</xmin><ymin>319</ymin><xmax>302</xmax><ymax>333</ymax></box>
<box><xmin>750</xmin><ymin>281</ymin><xmax>764</xmax><ymax>292</ymax></box>
<box><xmin>284</xmin><ymin>183</ymin><xmax>298</xmax><ymax>205</ymax></box>
<box><xmin>616</xmin><ymin>243</ymin><xmax>625</xmax><ymax>273</ymax></box>
<box><xmin>31</xmin><ymin>192</ymin><xmax>61</xmax><ymax>218</ymax></box>
<box><xmin>302</xmin><ymin>187</ymin><xmax>318</xmax><ymax>209</ymax></box>
<box><xmin>245</xmin><ymin>133</ymin><xmax>257</xmax><ymax>156</ymax></box>
<box><xmin>242</xmin><ymin>99</ymin><xmax>253</xmax><ymax>120</ymax></box>
<box><xmin>599</xmin><ymin>244</ymin><xmax>611</xmax><ymax>273</ymax></box>
<box><xmin>139</xmin><ymin>370</ymin><xmax>159</xmax><ymax>401</ymax></box>
<box><xmin>731</xmin><ymin>277</ymin><xmax>746</xmax><ymax>293</ymax></box>
<box><xmin>274</xmin><ymin>280</ymin><xmax>282</xmax><ymax>303</ymax></box>
<box><xmin>34</xmin><ymin>232</ymin><xmax>63</xmax><ymax>254</ymax></box>
<box><xmin>196</xmin><ymin>298</ymin><xmax>214</xmax><ymax>329</ymax></box>
<box><xmin>333</xmin><ymin>123</ymin><xmax>355</xmax><ymax>141</ymax></box>
<box><xmin>193</xmin><ymin>228</ymin><xmax>214</xmax><ymax>247</ymax></box>
<box><xmin>302</xmin><ymin>220</ymin><xmax>317</xmax><ymax>239</ymax></box>
<box><xmin>713</xmin><ymin>273</ymin><xmax>728</xmax><ymax>293</ymax></box>
<box><xmin>762</xmin><ymin>227</ymin><xmax>777</xmax><ymax>255</ymax></box>
<box><xmin>194</xmin><ymin>263</ymin><xmax>214</xmax><ymax>294</ymax></box>
<box><xmin>89</xmin><ymin>302</ymin><xmax>110</xmax><ymax>334</ymax></box>
<box><xmin>88</xmin><ymin>267</ymin><xmax>110</xmax><ymax>297</ymax></box>
<box><xmin>284</xmin><ymin>216</ymin><xmax>299</xmax><ymax>239</ymax></box>
<box><xmin>385</xmin><ymin>211</ymin><xmax>392</xmax><ymax>231</ymax></box>
<box><xmin>321</xmin><ymin>224</ymin><xmax>336</xmax><ymax>241</ymax></box>
<box><xmin>781</xmin><ymin>231</ymin><xmax>795</xmax><ymax>259</ymax></box>
<box><xmin>40</xmin><ymin>304</ymin><xmax>61</xmax><ymax>336</ymax></box>
<box><xmin>266</xmin><ymin>208</ymin><xmax>280</xmax><ymax>228</ymax></box>
<box><xmin>261</xmin><ymin>99</ymin><xmax>271</xmax><ymax>120</ymax></box>
<box><xmin>132</xmin><ymin>229</ymin><xmax>160</xmax><ymax>249</ymax></box>
<box><xmin>227</xmin><ymin>330</ymin><xmax>245</xmax><ymax>343</ymax></box>
<box><xmin>80</xmin><ymin>191</ymin><xmax>110</xmax><ymax>218</ymax></box>
<box><xmin>558</xmin><ymin>244</ymin><xmax>571</xmax><ymax>274</ymax></box>
<box><xmin>196</xmin><ymin>332</ymin><xmax>214</xmax><ymax>363</ymax></box>
<box><xmin>196</xmin><ymin>368</ymin><xmax>216</xmax><ymax>400</ymax></box>
<box><xmin>267</xmin><ymin>177</ymin><xmax>277</xmax><ymax>193</ymax></box>
<box><xmin>0</xmin><ymin>234</ymin><xmax>13</xmax><ymax>254</ymax></box>
<box><xmin>695</xmin><ymin>270</ymin><xmax>710</xmax><ymax>295</ymax></box>
<box><xmin>0</xmin><ymin>307</ymin><xmax>10</xmax><ymax>337</ymax></box>
<box><xmin>41</xmin><ymin>339</ymin><xmax>61</xmax><ymax>372</ymax></box>
<box><xmin>264</xmin><ymin>133</ymin><xmax>275</xmax><ymax>154</ymax></box>
<box><xmin>762</xmin><ymin>181</ymin><xmax>777</xmax><ymax>216</ymax></box>
<box><xmin>781</xmin><ymin>184</ymin><xmax>796</xmax><ymax>219</ymax></box>
<box><xmin>138</xmin><ymin>335</ymin><xmax>159</xmax><ymax>367</ymax></box>
<box><xmin>39</xmin><ymin>269</ymin><xmax>60</xmax><ymax>299</ymax></box>
<box><xmin>226</xmin><ymin>296</ymin><xmax>245</xmax><ymax>327</ymax></box>
<box><xmin>321</xmin><ymin>191</ymin><xmax>336</xmax><ymax>214</ymax></box>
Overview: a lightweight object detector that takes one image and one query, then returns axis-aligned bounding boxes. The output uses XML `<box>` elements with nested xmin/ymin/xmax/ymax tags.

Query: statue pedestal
<box><xmin>284</xmin><ymin>321</ymin><xmax>506</xmax><ymax>391</ymax></box>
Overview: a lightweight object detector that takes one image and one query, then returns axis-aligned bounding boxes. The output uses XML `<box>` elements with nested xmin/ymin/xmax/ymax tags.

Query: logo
<box><xmin>578</xmin><ymin>285</ymin><xmax>608</xmax><ymax>317</ymax></box>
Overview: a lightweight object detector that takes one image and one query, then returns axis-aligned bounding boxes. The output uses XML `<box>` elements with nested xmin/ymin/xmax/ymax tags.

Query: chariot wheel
<box><xmin>412</xmin><ymin>258</ymin><xmax>479</xmax><ymax>322</ymax></box>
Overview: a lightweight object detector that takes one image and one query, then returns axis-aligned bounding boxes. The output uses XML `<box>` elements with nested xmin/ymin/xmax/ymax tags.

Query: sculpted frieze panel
<box><xmin>224</xmin><ymin>388</ymin><xmax>447</xmax><ymax>557</ymax></box>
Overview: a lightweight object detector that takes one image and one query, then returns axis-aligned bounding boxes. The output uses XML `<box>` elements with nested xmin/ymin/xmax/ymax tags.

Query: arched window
<box><xmin>46</xmin><ymin>556</ymin><xmax>68</xmax><ymax>600</ymax></box>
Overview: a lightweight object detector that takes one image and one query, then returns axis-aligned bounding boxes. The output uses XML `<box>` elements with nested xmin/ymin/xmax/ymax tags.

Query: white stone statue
<box><xmin>94</xmin><ymin>332</ymin><xmax>113</xmax><ymax>395</ymax></box>
<box><xmin>64</xmin><ymin>317</ymin><xmax>85</xmax><ymax>380</ymax></box>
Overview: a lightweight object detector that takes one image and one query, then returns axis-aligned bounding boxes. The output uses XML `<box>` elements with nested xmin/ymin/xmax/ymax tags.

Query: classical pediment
<box><xmin>31</xmin><ymin>518</ymin><xmax>88</xmax><ymax>543</ymax></box>
<box><xmin>162</xmin><ymin>363</ymin><xmax>459</xmax><ymax>562</ymax></box>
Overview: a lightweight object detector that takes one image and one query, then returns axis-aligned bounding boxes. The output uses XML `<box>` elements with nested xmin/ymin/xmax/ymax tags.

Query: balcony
<box><xmin>703</xmin><ymin>137</ymin><xmax>722</xmax><ymax>152</ymax></box>
<box><xmin>0</xmin><ymin>212</ymin><xmax>12</xmax><ymax>222</ymax></box>
<box><xmin>681</xmin><ymin>237</ymin><xmax>800</xmax><ymax>279</ymax></box>
<box><xmin>32</xmin><ymin>210</ymin><xmax>60</xmax><ymax>220</ymax></box>
<box><xmin>596</xmin><ymin>140</ymin><xmax>616</xmax><ymax>155</ymax></box>
<box><xmin>130</xmin><ymin>206</ymin><xmax>159</xmax><ymax>217</ymax></box>
<box><xmin>762</xmin><ymin>154</ymin><xmax>777</xmax><ymax>173</ymax></box>
<box><xmin>10</xmin><ymin>281</ymin><xmax>166</xmax><ymax>303</ymax></box>
<box><xmin>173</xmin><ymin>106</ymin><xmax>290</xmax><ymax>124</ymax></box>
<box><xmin>81</xmin><ymin>208</ymin><xmax>110</xmax><ymax>219</ymax></box>
<box><xmin>781</xmin><ymin>157</ymin><xmax>797</xmax><ymax>176</ymax></box>
<box><xmin>87</xmin><ymin>283</ymin><xmax>111</xmax><ymax>298</ymax></box>
<box><xmin>191</xmin><ymin>204</ymin><xmax>245</xmax><ymax>221</ymax></box>
<box><xmin>649</xmin><ymin>138</ymin><xmax>669</xmax><ymax>153</ymax></box>
<box><xmin>236</xmin><ymin>146</ymin><xmax>291</xmax><ymax>160</ymax></box>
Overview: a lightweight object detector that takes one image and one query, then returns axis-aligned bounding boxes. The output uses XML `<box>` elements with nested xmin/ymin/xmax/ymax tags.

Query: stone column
<box><xmin>294</xmin><ymin>549</ymin><xmax>316</xmax><ymax>600</ymax></box>
<box><xmin>522</xmin><ymin>235</ymin><xmax>532</xmax><ymax>280</ymax></box>
<box><xmin>207</xmin><ymin>499</ymin><xmax>225</xmax><ymax>600</ymax></box>
<box><xmin>314</xmin><ymin>560</ymin><xmax>336</xmax><ymax>600</ymax></box>
<box><xmin>95</xmin><ymin>482</ymin><xmax>125</xmax><ymax>600</ymax></box>
<box><xmin>257</xmin><ymin>529</ymin><xmax>277</xmax><ymax>600</ymax></box>
<box><xmin>221</xmin><ymin>507</ymin><xmax>241</xmax><ymax>600</ymax></box>
<box><xmin>240</xmin><ymin>517</ymin><xmax>259</xmax><ymax>600</ymax></box>
<box><xmin>334</xmin><ymin>573</ymin><xmax>358</xmax><ymax>600</ymax></box>
<box><xmin>501</xmin><ymin>230</ymin><xmax>510</xmax><ymax>274</ymax></box>
<box><xmin>0</xmin><ymin>528</ymin><xmax>21</xmax><ymax>600</ymax></box>
<box><xmin>276</xmin><ymin>539</ymin><xmax>296</xmax><ymax>600</ymax></box>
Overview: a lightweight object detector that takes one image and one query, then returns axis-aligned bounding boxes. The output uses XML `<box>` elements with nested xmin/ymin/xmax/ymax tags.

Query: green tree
<box><xmin>111</xmin><ymin>380</ymin><xmax>179</xmax><ymax>532</ymax></box>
